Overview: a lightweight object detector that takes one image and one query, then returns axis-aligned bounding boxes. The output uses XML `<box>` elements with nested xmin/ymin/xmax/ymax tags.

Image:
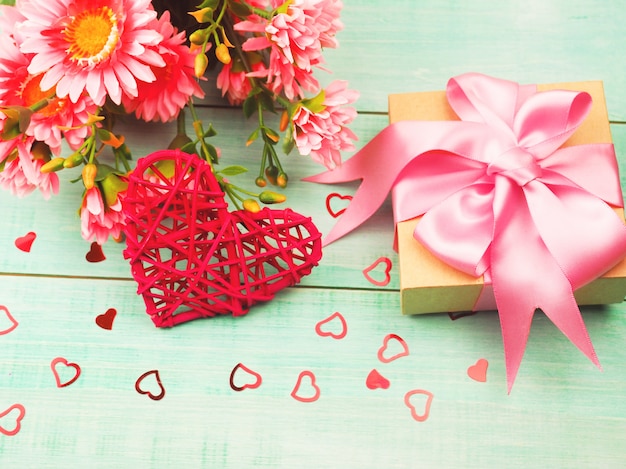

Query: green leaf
<box><xmin>0</xmin><ymin>0</ymin><xmax>16</xmax><ymax>5</ymax></box>
<box><xmin>203</xmin><ymin>123</ymin><xmax>217</xmax><ymax>138</ymax></box>
<box><xmin>205</xmin><ymin>143</ymin><xmax>219</xmax><ymax>163</ymax></box>
<box><xmin>218</xmin><ymin>165</ymin><xmax>248</xmax><ymax>176</ymax></box>
<box><xmin>228</xmin><ymin>1</ymin><xmax>251</xmax><ymax>17</ymax></box>
<box><xmin>301</xmin><ymin>90</ymin><xmax>326</xmax><ymax>114</ymax></box>
<box><xmin>196</xmin><ymin>0</ymin><xmax>219</xmax><ymax>9</ymax></box>
<box><xmin>257</xmin><ymin>92</ymin><xmax>276</xmax><ymax>113</ymax></box>
<box><xmin>242</xmin><ymin>96</ymin><xmax>257</xmax><ymax>119</ymax></box>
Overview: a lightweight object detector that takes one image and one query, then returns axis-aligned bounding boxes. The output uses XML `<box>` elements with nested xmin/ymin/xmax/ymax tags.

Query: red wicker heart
<box><xmin>122</xmin><ymin>150</ymin><xmax>323</xmax><ymax>327</ymax></box>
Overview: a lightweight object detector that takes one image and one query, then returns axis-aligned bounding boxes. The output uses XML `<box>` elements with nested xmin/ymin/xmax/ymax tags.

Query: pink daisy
<box><xmin>292</xmin><ymin>80</ymin><xmax>359</xmax><ymax>169</ymax></box>
<box><xmin>80</xmin><ymin>185</ymin><xmax>125</xmax><ymax>245</ymax></box>
<box><xmin>18</xmin><ymin>0</ymin><xmax>165</xmax><ymax>106</ymax></box>
<box><xmin>0</xmin><ymin>134</ymin><xmax>60</xmax><ymax>199</ymax></box>
<box><xmin>0</xmin><ymin>34</ymin><xmax>97</xmax><ymax>154</ymax></box>
<box><xmin>121</xmin><ymin>11</ymin><xmax>204</xmax><ymax>123</ymax></box>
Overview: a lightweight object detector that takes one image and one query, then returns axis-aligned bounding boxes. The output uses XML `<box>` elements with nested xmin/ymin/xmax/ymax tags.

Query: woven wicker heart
<box><xmin>122</xmin><ymin>150</ymin><xmax>322</xmax><ymax>327</ymax></box>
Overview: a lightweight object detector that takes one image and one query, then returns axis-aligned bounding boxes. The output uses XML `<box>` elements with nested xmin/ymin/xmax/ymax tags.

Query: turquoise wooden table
<box><xmin>2</xmin><ymin>1</ymin><xmax>626</xmax><ymax>467</ymax></box>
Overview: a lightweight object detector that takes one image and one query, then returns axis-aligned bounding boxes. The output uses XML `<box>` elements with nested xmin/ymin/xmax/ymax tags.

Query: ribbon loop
<box><xmin>306</xmin><ymin>73</ymin><xmax>626</xmax><ymax>391</ymax></box>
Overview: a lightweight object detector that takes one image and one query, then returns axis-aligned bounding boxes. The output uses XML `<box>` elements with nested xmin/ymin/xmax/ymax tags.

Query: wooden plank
<box><xmin>1</xmin><ymin>276</ymin><xmax>625</xmax><ymax>467</ymax></box>
<box><xmin>2</xmin><ymin>110</ymin><xmax>626</xmax><ymax>290</ymax></box>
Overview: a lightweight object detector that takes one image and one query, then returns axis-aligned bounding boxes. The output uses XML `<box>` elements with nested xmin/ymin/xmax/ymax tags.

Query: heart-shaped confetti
<box><xmin>0</xmin><ymin>404</ymin><xmax>26</xmax><ymax>436</ymax></box>
<box><xmin>362</xmin><ymin>257</ymin><xmax>392</xmax><ymax>287</ymax></box>
<box><xmin>50</xmin><ymin>357</ymin><xmax>81</xmax><ymax>388</ymax></box>
<box><xmin>86</xmin><ymin>242</ymin><xmax>106</xmax><ymax>263</ymax></box>
<box><xmin>14</xmin><ymin>231</ymin><xmax>36</xmax><ymax>252</ymax></box>
<box><xmin>229</xmin><ymin>363</ymin><xmax>263</xmax><ymax>391</ymax></box>
<box><xmin>325</xmin><ymin>192</ymin><xmax>353</xmax><ymax>218</ymax></box>
<box><xmin>95</xmin><ymin>308</ymin><xmax>117</xmax><ymax>330</ymax></box>
<box><xmin>290</xmin><ymin>370</ymin><xmax>321</xmax><ymax>403</ymax></box>
<box><xmin>135</xmin><ymin>370</ymin><xmax>165</xmax><ymax>401</ymax></box>
<box><xmin>404</xmin><ymin>389</ymin><xmax>434</xmax><ymax>422</ymax></box>
<box><xmin>122</xmin><ymin>150</ymin><xmax>323</xmax><ymax>327</ymax></box>
<box><xmin>365</xmin><ymin>369</ymin><xmax>390</xmax><ymax>390</ymax></box>
<box><xmin>377</xmin><ymin>333</ymin><xmax>409</xmax><ymax>363</ymax></box>
<box><xmin>0</xmin><ymin>305</ymin><xmax>18</xmax><ymax>336</ymax></box>
<box><xmin>467</xmin><ymin>358</ymin><xmax>489</xmax><ymax>382</ymax></box>
<box><xmin>315</xmin><ymin>312</ymin><xmax>348</xmax><ymax>339</ymax></box>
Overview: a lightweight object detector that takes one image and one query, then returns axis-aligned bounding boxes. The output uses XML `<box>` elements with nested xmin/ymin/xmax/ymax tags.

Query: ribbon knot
<box><xmin>305</xmin><ymin>73</ymin><xmax>626</xmax><ymax>392</ymax></box>
<box><xmin>486</xmin><ymin>146</ymin><xmax>541</xmax><ymax>186</ymax></box>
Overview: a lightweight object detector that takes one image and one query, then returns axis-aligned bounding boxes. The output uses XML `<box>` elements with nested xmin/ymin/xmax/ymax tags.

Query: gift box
<box><xmin>389</xmin><ymin>81</ymin><xmax>626</xmax><ymax>315</ymax></box>
<box><xmin>306</xmin><ymin>73</ymin><xmax>626</xmax><ymax>389</ymax></box>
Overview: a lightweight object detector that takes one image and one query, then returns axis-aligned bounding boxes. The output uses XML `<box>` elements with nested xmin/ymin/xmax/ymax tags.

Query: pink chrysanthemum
<box><xmin>216</xmin><ymin>60</ymin><xmax>265</xmax><ymax>106</ymax></box>
<box><xmin>0</xmin><ymin>134</ymin><xmax>59</xmax><ymax>199</ymax></box>
<box><xmin>80</xmin><ymin>186</ymin><xmax>125</xmax><ymax>245</ymax></box>
<box><xmin>0</xmin><ymin>34</ymin><xmax>97</xmax><ymax>154</ymax></box>
<box><xmin>18</xmin><ymin>0</ymin><xmax>165</xmax><ymax>106</ymax></box>
<box><xmin>235</xmin><ymin>0</ymin><xmax>343</xmax><ymax>99</ymax></box>
<box><xmin>292</xmin><ymin>80</ymin><xmax>359</xmax><ymax>169</ymax></box>
<box><xmin>121</xmin><ymin>11</ymin><xmax>204</xmax><ymax>123</ymax></box>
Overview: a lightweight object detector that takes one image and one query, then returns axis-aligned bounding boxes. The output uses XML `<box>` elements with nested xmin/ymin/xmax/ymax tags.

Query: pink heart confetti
<box><xmin>135</xmin><ymin>370</ymin><xmax>165</xmax><ymax>401</ymax></box>
<box><xmin>14</xmin><ymin>232</ymin><xmax>36</xmax><ymax>252</ymax></box>
<box><xmin>365</xmin><ymin>369</ymin><xmax>390</xmax><ymax>390</ymax></box>
<box><xmin>315</xmin><ymin>312</ymin><xmax>348</xmax><ymax>339</ymax></box>
<box><xmin>51</xmin><ymin>357</ymin><xmax>81</xmax><ymax>388</ymax></box>
<box><xmin>467</xmin><ymin>358</ymin><xmax>489</xmax><ymax>382</ymax></box>
<box><xmin>230</xmin><ymin>363</ymin><xmax>263</xmax><ymax>391</ymax></box>
<box><xmin>362</xmin><ymin>257</ymin><xmax>392</xmax><ymax>287</ymax></box>
<box><xmin>325</xmin><ymin>192</ymin><xmax>353</xmax><ymax>218</ymax></box>
<box><xmin>0</xmin><ymin>404</ymin><xmax>26</xmax><ymax>436</ymax></box>
<box><xmin>290</xmin><ymin>370</ymin><xmax>321</xmax><ymax>403</ymax></box>
<box><xmin>377</xmin><ymin>333</ymin><xmax>409</xmax><ymax>363</ymax></box>
<box><xmin>404</xmin><ymin>389</ymin><xmax>434</xmax><ymax>422</ymax></box>
<box><xmin>95</xmin><ymin>308</ymin><xmax>117</xmax><ymax>330</ymax></box>
<box><xmin>0</xmin><ymin>305</ymin><xmax>18</xmax><ymax>336</ymax></box>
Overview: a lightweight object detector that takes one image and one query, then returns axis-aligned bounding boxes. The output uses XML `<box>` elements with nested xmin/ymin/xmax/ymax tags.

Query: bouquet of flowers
<box><xmin>0</xmin><ymin>0</ymin><xmax>358</xmax><ymax>245</ymax></box>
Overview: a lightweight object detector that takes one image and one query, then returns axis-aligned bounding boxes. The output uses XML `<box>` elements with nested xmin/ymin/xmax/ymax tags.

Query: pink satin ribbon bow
<box><xmin>305</xmin><ymin>73</ymin><xmax>626</xmax><ymax>391</ymax></box>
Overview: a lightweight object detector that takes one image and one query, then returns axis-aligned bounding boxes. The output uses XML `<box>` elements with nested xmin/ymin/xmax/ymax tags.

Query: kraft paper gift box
<box><xmin>389</xmin><ymin>81</ymin><xmax>626</xmax><ymax>315</ymax></box>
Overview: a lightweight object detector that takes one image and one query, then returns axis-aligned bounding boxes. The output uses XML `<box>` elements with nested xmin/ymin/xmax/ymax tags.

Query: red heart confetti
<box><xmin>135</xmin><ymin>370</ymin><xmax>165</xmax><ymax>401</ymax></box>
<box><xmin>290</xmin><ymin>370</ymin><xmax>321</xmax><ymax>403</ymax></box>
<box><xmin>14</xmin><ymin>231</ymin><xmax>36</xmax><ymax>252</ymax></box>
<box><xmin>404</xmin><ymin>389</ymin><xmax>434</xmax><ymax>422</ymax></box>
<box><xmin>448</xmin><ymin>311</ymin><xmax>478</xmax><ymax>320</ymax></box>
<box><xmin>0</xmin><ymin>305</ymin><xmax>18</xmax><ymax>336</ymax></box>
<box><xmin>95</xmin><ymin>308</ymin><xmax>117</xmax><ymax>330</ymax></box>
<box><xmin>325</xmin><ymin>192</ymin><xmax>353</xmax><ymax>218</ymax></box>
<box><xmin>377</xmin><ymin>333</ymin><xmax>409</xmax><ymax>363</ymax></box>
<box><xmin>0</xmin><ymin>404</ymin><xmax>26</xmax><ymax>437</ymax></box>
<box><xmin>122</xmin><ymin>150</ymin><xmax>323</xmax><ymax>327</ymax></box>
<box><xmin>362</xmin><ymin>257</ymin><xmax>392</xmax><ymax>287</ymax></box>
<box><xmin>50</xmin><ymin>357</ymin><xmax>81</xmax><ymax>388</ymax></box>
<box><xmin>85</xmin><ymin>242</ymin><xmax>106</xmax><ymax>263</ymax></box>
<box><xmin>315</xmin><ymin>311</ymin><xmax>348</xmax><ymax>339</ymax></box>
<box><xmin>365</xmin><ymin>369</ymin><xmax>390</xmax><ymax>390</ymax></box>
<box><xmin>229</xmin><ymin>363</ymin><xmax>263</xmax><ymax>391</ymax></box>
<box><xmin>467</xmin><ymin>358</ymin><xmax>489</xmax><ymax>382</ymax></box>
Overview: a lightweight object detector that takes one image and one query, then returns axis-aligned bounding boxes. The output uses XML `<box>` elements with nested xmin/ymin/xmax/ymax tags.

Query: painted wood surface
<box><xmin>2</xmin><ymin>1</ymin><xmax>626</xmax><ymax>468</ymax></box>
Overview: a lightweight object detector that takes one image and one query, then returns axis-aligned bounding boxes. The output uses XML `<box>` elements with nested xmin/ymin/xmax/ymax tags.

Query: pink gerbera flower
<box><xmin>0</xmin><ymin>134</ymin><xmax>60</xmax><ymax>199</ymax></box>
<box><xmin>18</xmin><ymin>0</ymin><xmax>165</xmax><ymax>106</ymax></box>
<box><xmin>80</xmin><ymin>186</ymin><xmax>125</xmax><ymax>245</ymax></box>
<box><xmin>121</xmin><ymin>11</ymin><xmax>204</xmax><ymax>122</ymax></box>
<box><xmin>292</xmin><ymin>80</ymin><xmax>359</xmax><ymax>169</ymax></box>
<box><xmin>0</xmin><ymin>34</ymin><xmax>97</xmax><ymax>154</ymax></box>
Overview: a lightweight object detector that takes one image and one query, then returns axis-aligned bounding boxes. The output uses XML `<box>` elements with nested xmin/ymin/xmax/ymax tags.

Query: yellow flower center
<box><xmin>64</xmin><ymin>6</ymin><xmax>119</xmax><ymax>67</ymax></box>
<box><xmin>20</xmin><ymin>74</ymin><xmax>65</xmax><ymax>117</ymax></box>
